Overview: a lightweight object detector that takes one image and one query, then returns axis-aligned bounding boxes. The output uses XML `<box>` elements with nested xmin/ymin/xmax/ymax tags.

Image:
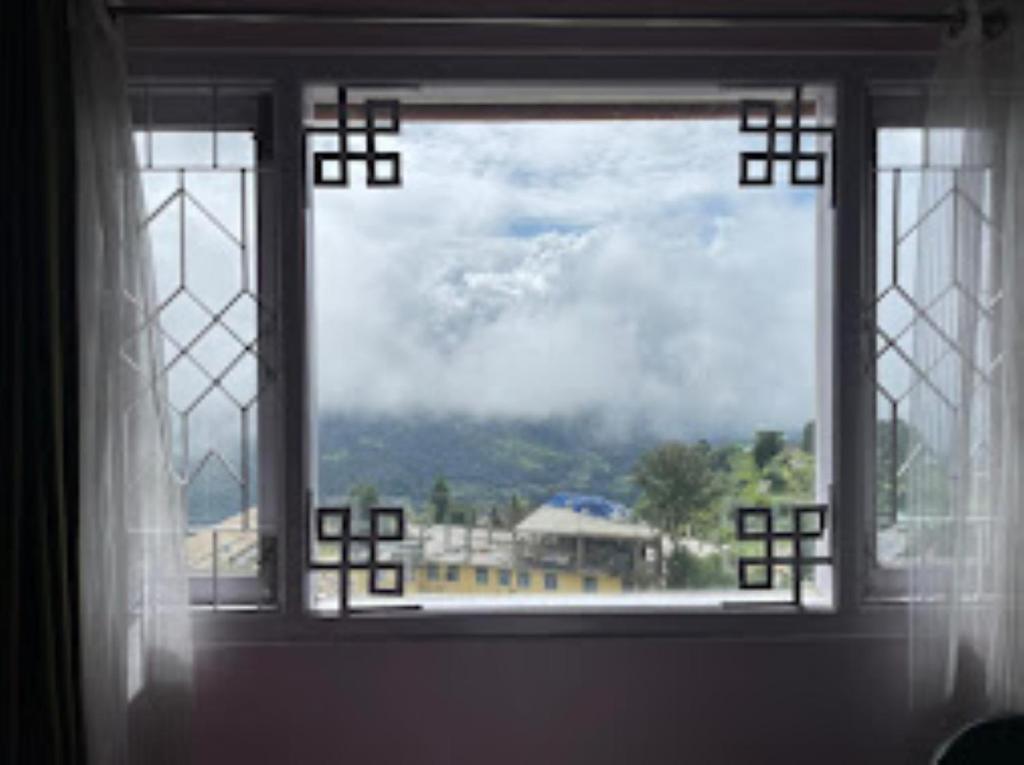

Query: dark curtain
<box><xmin>0</xmin><ymin>0</ymin><xmax>83</xmax><ymax>762</ymax></box>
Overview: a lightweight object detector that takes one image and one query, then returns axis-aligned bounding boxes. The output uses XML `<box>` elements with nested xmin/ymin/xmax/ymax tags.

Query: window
<box><xmin>128</xmin><ymin>68</ymin><xmax>909</xmax><ymax>627</ymax></box>
<box><xmin>866</xmin><ymin>100</ymin><xmax>997</xmax><ymax>597</ymax></box>
<box><xmin>131</xmin><ymin>85</ymin><xmax>276</xmax><ymax>609</ymax></box>
<box><xmin>307</xmin><ymin>83</ymin><xmax>834</xmax><ymax>614</ymax></box>
<box><xmin>871</xmin><ymin>126</ymin><xmax>927</xmax><ymax>574</ymax></box>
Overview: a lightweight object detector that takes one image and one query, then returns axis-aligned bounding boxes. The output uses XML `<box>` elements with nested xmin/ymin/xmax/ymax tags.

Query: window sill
<box><xmin>191</xmin><ymin>601</ymin><xmax>906</xmax><ymax>645</ymax></box>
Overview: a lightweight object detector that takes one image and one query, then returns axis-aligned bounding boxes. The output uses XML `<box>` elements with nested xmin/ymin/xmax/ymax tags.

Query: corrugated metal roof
<box><xmin>516</xmin><ymin>505</ymin><xmax>658</xmax><ymax>540</ymax></box>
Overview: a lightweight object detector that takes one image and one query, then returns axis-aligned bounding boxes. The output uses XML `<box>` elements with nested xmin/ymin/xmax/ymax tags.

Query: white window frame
<box><xmin>126</xmin><ymin>49</ymin><xmax>934</xmax><ymax>643</ymax></box>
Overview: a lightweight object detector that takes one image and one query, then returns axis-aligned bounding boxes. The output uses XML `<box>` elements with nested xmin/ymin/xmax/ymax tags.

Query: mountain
<box><xmin>316</xmin><ymin>413</ymin><xmax>660</xmax><ymax>512</ymax></box>
<box><xmin>186</xmin><ymin>411</ymin><xmax>808</xmax><ymax>526</ymax></box>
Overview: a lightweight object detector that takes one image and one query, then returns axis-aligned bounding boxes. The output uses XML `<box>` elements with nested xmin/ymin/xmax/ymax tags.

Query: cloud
<box><xmin>312</xmin><ymin>118</ymin><xmax>820</xmax><ymax>440</ymax></box>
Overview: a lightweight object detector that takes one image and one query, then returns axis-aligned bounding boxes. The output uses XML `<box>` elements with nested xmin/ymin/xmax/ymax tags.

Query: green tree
<box><xmin>632</xmin><ymin>440</ymin><xmax>720</xmax><ymax>540</ymax></box>
<box><xmin>349</xmin><ymin>482</ymin><xmax>379</xmax><ymax>511</ymax></box>
<box><xmin>801</xmin><ymin>420</ymin><xmax>815</xmax><ymax>454</ymax></box>
<box><xmin>876</xmin><ymin>418</ymin><xmax>921</xmax><ymax>528</ymax></box>
<box><xmin>505</xmin><ymin>493</ymin><xmax>527</xmax><ymax>528</ymax></box>
<box><xmin>451</xmin><ymin>502</ymin><xmax>476</xmax><ymax>526</ymax></box>
<box><xmin>666</xmin><ymin>547</ymin><xmax>734</xmax><ymax>589</ymax></box>
<box><xmin>710</xmin><ymin>443</ymin><xmax>739</xmax><ymax>473</ymax></box>
<box><xmin>753</xmin><ymin>430</ymin><xmax>785</xmax><ymax>470</ymax></box>
<box><xmin>430</xmin><ymin>475</ymin><xmax>451</xmax><ymax>523</ymax></box>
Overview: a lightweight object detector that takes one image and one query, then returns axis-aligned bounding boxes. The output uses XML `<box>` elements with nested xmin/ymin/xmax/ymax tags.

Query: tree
<box><xmin>710</xmin><ymin>443</ymin><xmax>739</xmax><ymax>473</ymax></box>
<box><xmin>505</xmin><ymin>493</ymin><xmax>527</xmax><ymax>528</ymax></box>
<box><xmin>452</xmin><ymin>502</ymin><xmax>476</xmax><ymax>526</ymax></box>
<box><xmin>801</xmin><ymin>420</ymin><xmax>815</xmax><ymax>454</ymax></box>
<box><xmin>349</xmin><ymin>482</ymin><xmax>379</xmax><ymax>511</ymax></box>
<box><xmin>876</xmin><ymin>418</ymin><xmax>920</xmax><ymax>528</ymax></box>
<box><xmin>753</xmin><ymin>430</ymin><xmax>785</xmax><ymax>470</ymax></box>
<box><xmin>430</xmin><ymin>475</ymin><xmax>451</xmax><ymax>523</ymax></box>
<box><xmin>632</xmin><ymin>441</ymin><xmax>720</xmax><ymax>540</ymax></box>
<box><xmin>666</xmin><ymin>547</ymin><xmax>733</xmax><ymax>589</ymax></box>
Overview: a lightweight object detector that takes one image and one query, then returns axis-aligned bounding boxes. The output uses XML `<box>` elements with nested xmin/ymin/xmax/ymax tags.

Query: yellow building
<box><xmin>385</xmin><ymin>504</ymin><xmax>659</xmax><ymax>597</ymax></box>
<box><xmin>190</xmin><ymin>503</ymin><xmax>661</xmax><ymax>605</ymax></box>
<box><xmin>411</xmin><ymin>561</ymin><xmax>620</xmax><ymax>595</ymax></box>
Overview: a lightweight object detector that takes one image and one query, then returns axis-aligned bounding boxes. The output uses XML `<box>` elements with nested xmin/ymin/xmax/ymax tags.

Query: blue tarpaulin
<box><xmin>545</xmin><ymin>492</ymin><xmax>628</xmax><ymax>520</ymax></box>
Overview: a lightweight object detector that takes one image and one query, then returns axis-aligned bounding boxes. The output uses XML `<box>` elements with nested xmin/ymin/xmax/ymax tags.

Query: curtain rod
<box><xmin>107</xmin><ymin>6</ymin><xmax>977</xmax><ymax>31</ymax></box>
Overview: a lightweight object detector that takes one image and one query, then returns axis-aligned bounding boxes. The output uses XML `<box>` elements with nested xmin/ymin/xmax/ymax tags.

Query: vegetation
<box><xmin>875</xmin><ymin>417</ymin><xmax>918</xmax><ymax>529</ymax></box>
<box><xmin>317</xmin><ymin>414</ymin><xmax>657</xmax><ymax>514</ymax></box>
<box><xmin>313</xmin><ymin>415</ymin><xmax>819</xmax><ymax>539</ymax></box>
<box><xmin>632</xmin><ymin>440</ymin><xmax>721</xmax><ymax>540</ymax></box>
<box><xmin>666</xmin><ymin>547</ymin><xmax>734</xmax><ymax>589</ymax></box>
<box><xmin>349</xmin><ymin>482</ymin><xmax>379</xmax><ymax>511</ymax></box>
<box><xmin>429</xmin><ymin>475</ymin><xmax>451</xmax><ymax>523</ymax></box>
<box><xmin>190</xmin><ymin>409</ymin><xmax>936</xmax><ymax>589</ymax></box>
<box><xmin>801</xmin><ymin>420</ymin><xmax>815</xmax><ymax>454</ymax></box>
<box><xmin>753</xmin><ymin>430</ymin><xmax>785</xmax><ymax>470</ymax></box>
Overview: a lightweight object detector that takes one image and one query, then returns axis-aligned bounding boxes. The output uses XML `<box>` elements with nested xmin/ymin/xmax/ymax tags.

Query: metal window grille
<box><xmin>309</xmin><ymin>504</ymin><xmax>410</xmax><ymax>615</ymax></box>
<box><xmin>868</xmin><ymin>156</ymin><xmax>1001</xmax><ymax>570</ymax></box>
<box><xmin>310</xmin><ymin>86</ymin><xmax>402</xmax><ymax>188</ymax></box>
<box><xmin>130</xmin><ymin>84</ymin><xmax>276</xmax><ymax>609</ymax></box>
<box><xmin>738</xmin><ymin>85</ymin><xmax>835</xmax><ymax>202</ymax></box>
<box><xmin>735</xmin><ymin>504</ymin><xmax>832</xmax><ymax>606</ymax></box>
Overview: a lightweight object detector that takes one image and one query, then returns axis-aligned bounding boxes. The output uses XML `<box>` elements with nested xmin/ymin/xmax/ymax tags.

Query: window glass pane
<box><xmin>134</xmin><ymin>87</ymin><xmax>272</xmax><ymax>607</ymax></box>
<box><xmin>310</xmin><ymin>85</ymin><xmax>832</xmax><ymax>612</ymax></box>
<box><xmin>872</xmin><ymin>127</ymin><xmax>995</xmax><ymax>570</ymax></box>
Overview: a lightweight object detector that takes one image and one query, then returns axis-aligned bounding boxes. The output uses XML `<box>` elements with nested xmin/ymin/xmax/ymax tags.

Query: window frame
<box><xmin>129</xmin><ymin>84</ymin><xmax>283</xmax><ymax>610</ymax></box>
<box><xmin>862</xmin><ymin>87</ymin><xmax>932</xmax><ymax>602</ymax></box>
<box><xmin>127</xmin><ymin>49</ymin><xmax>935</xmax><ymax>643</ymax></box>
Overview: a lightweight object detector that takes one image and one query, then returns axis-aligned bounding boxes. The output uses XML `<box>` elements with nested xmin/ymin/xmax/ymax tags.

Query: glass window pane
<box><xmin>872</xmin><ymin>127</ymin><xmax>996</xmax><ymax>571</ymax></box>
<box><xmin>134</xmin><ymin>90</ymin><xmax>272</xmax><ymax>608</ymax></box>
<box><xmin>310</xmin><ymin>85</ymin><xmax>832</xmax><ymax>612</ymax></box>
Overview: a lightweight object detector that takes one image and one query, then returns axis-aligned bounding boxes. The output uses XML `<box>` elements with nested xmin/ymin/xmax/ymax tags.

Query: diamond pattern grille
<box><xmin>868</xmin><ymin>163</ymin><xmax>1001</xmax><ymax>550</ymax></box>
<box><xmin>127</xmin><ymin>88</ymin><xmax>274</xmax><ymax>605</ymax></box>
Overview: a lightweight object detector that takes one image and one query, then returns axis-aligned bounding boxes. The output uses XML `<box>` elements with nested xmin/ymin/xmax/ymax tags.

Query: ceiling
<box><xmin>108</xmin><ymin>0</ymin><xmax>950</xmax><ymax>12</ymax></box>
<box><xmin>111</xmin><ymin>0</ymin><xmax>955</xmax><ymax>56</ymax></box>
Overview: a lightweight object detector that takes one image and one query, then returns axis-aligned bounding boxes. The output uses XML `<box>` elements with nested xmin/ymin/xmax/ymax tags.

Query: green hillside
<box><xmin>317</xmin><ymin>414</ymin><xmax>659</xmax><ymax>513</ymax></box>
<box><xmin>187</xmin><ymin>413</ymin><xmax>819</xmax><ymax>528</ymax></box>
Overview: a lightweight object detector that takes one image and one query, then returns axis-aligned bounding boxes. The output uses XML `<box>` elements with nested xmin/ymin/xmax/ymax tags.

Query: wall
<box><xmin>133</xmin><ymin>5</ymin><xmax>949</xmax><ymax>764</ymax></box>
<box><xmin>194</xmin><ymin>634</ymin><xmax>924</xmax><ymax>765</ymax></box>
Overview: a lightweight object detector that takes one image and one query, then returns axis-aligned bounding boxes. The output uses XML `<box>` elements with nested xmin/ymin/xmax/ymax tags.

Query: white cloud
<box><xmin>308</xmin><ymin>118</ymin><xmax>820</xmax><ymax>440</ymax></box>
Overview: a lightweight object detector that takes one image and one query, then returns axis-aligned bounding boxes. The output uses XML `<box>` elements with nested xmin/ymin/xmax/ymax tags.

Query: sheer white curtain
<box><xmin>75</xmin><ymin>0</ymin><xmax>193</xmax><ymax>762</ymax></box>
<box><xmin>908</xmin><ymin>1</ymin><xmax>1024</xmax><ymax>715</ymax></box>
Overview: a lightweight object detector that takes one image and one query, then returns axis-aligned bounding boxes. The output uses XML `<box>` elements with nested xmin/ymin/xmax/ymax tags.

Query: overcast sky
<box><xmin>312</xmin><ymin>118</ymin><xmax>820</xmax><ymax>441</ymax></box>
<box><xmin>136</xmin><ymin>121</ymin><xmax>930</xmax><ymax>516</ymax></box>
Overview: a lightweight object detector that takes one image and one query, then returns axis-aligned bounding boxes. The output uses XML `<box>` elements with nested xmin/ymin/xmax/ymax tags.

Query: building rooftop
<box><xmin>515</xmin><ymin>505</ymin><xmax>659</xmax><ymax>541</ymax></box>
<box><xmin>406</xmin><ymin>523</ymin><xmax>517</xmax><ymax>568</ymax></box>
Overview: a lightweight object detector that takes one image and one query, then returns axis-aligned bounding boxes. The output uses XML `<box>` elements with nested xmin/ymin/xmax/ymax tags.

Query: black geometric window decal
<box><xmin>310</xmin><ymin>504</ymin><xmax>407</xmax><ymax>614</ymax></box>
<box><xmin>736</xmin><ymin>504</ymin><xmax>831</xmax><ymax>606</ymax></box>
<box><xmin>738</xmin><ymin>86</ymin><xmax>835</xmax><ymax>198</ymax></box>
<box><xmin>312</xmin><ymin>86</ymin><xmax>402</xmax><ymax>188</ymax></box>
